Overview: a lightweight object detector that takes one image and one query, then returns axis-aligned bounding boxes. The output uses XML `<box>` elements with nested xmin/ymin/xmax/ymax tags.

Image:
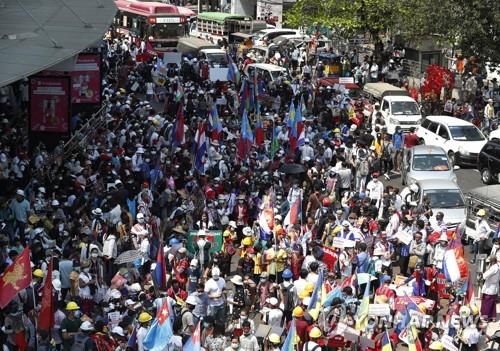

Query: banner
<box><xmin>186</xmin><ymin>230</ymin><xmax>223</xmax><ymax>254</ymax></box>
<box><xmin>30</xmin><ymin>76</ymin><xmax>70</xmax><ymax>133</ymax></box>
<box><xmin>394</xmin><ymin>296</ymin><xmax>435</xmax><ymax>312</ymax></box>
<box><xmin>71</xmin><ymin>54</ymin><xmax>101</xmax><ymax>104</ymax></box>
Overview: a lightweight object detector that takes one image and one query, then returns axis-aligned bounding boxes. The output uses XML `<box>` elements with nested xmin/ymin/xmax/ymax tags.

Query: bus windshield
<box><xmin>150</xmin><ymin>24</ymin><xmax>183</xmax><ymax>39</ymax></box>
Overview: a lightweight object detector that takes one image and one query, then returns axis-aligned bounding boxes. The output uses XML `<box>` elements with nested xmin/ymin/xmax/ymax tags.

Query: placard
<box><xmin>186</xmin><ymin>230</ymin><xmax>223</xmax><ymax>254</ymax></box>
<box><xmin>108</xmin><ymin>311</ymin><xmax>121</xmax><ymax>327</ymax></box>
<box><xmin>30</xmin><ymin>76</ymin><xmax>70</xmax><ymax>133</ymax></box>
<box><xmin>209</xmin><ymin>68</ymin><xmax>229</xmax><ymax>82</ymax></box>
<box><xmin>395</xmin><ymin>231</ymin><xmax>413</xmax><ymax>245</ymax></box>
<box><xmin>255</xmin><ymin>324</ymin><xmax>272</xmax><ymax>338</ymax></box>
<box><xmin>163</xmin><ymin>53</ymin><xmax>182</xmax><ymax>66</ymax></box>
<box><xmin>394</xmin><ymin>296</ymin><xmax>435</xmax><ymax>312</ymax></box>
<box><xmin>394</xmin><ymin>275</ymin><xmax>407</xmax><ymax>286</ymax></box>
<box><xmin>441</xmin><ymin>335</ymin><xmax>459</xmax><ymax>351</ymax></box>
<box><xmin>339</xmin><ymin>77</ymin><xmax>355</xmax><ymax>84</ymax></box>
<box><xmin>369</xmin><ymin>303</ymin><xmax>390</xmax><ymax>316</ymax></box>
<box><xmin>71</xmin><ymin>53</ymin><xmax>101</xmax><ymax>104</ymax></box>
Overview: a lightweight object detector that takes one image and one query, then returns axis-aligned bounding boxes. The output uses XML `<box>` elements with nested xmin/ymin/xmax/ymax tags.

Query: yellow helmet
<box><xmin>305</xmin><ymin>282</ymin><xmax>315</xmax><ymax>294</ymax></box>
<box><xmin>477</xmin><ymin>209</ymin><xmax>486</xmax><ymax>217</ymax></box>
<box><xmin>33</xmin><ymin>269</ymin><xmax>44</xmax><ymax>278</ymax></box>
<box><xmin>429</xmin><ymin>341</ymin><xmax>444</xmax><ymax>351</ymax></box>
<box><xmin>333</xmin><ymin>128</ymin><xmax>341</xmax><ymax>133</ymax></box>
<box><xmin>299</xmin><ymin>290</ymin><xmax>309</xmax><ymax>299</ymax></box>
<box><xmin>66</xmin><ymin>301</ymin><xmax>80</xmax><ymax>311</ymax></box>
<box><xmin>309</xmin><ymin>327</ymin><xmax>322</xmax><ymax>338</ymax></box>
<box><xmin>138</xmin><ymin>312</ymin><xmax>153</xmax><ymax>323</ymax></box>
<box><xmin>268</xmin><ymin>333</ymin><xmax>281</xmax><ymax>344</ymax></box>
<box><xmin>292</xmin><ymin>306</ymin><xmax>304</xmax><ymax>318</ymax></box>
<box><xmin>469</xmin><ymin>304</ymin><xmax>479</xmax><ymax>316</ymax></box>
<box><xmin>242</xmin><ymin>237</ymin><xmax>252</xmax><ymax>246</ymax></box>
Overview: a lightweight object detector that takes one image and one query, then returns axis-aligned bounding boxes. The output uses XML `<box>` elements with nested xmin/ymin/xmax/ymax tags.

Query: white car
<box><xmin>416</xmin><ymin>116</ymin><xmax>487</xmax><ymax>166</ymax></box>
<box><xmin>489</xmin><ymin>128</ymin><xmax>500</xmax><ymax>141</ymax></box>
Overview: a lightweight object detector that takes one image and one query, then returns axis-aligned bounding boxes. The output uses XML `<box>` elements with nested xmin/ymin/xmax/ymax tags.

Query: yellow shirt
<box><xmin>253</xmin><ymin>253</ymin><xmax>262</xmax><ymax>275</ymax></box>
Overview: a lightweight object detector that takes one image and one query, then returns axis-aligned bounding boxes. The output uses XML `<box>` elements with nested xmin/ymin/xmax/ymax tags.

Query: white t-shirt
<box><xmin>78</xmin><ymin>272</ymin><xmax>92</xmax><ymax>298</ymax></box>
<box><xmin>204</xmin><ymin>278</ymin><xmax>226</xmax><ymax>306</ymax></box>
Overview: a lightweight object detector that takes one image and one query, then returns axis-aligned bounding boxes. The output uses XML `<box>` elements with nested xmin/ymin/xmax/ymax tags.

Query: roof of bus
<box><xmin>197</xmin><ymin>12</ymin><xmax>251</xmax><ymax>23</ymax></box>
<box><xmin>115</xmin><ymin>0</ymin><xmax>180</xmax><ymax>16</ymax></box>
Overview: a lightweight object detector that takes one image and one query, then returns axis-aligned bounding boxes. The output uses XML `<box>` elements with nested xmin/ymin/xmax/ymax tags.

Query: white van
<box><xmin>244</xmin><ymin>63</ymin><xmax>287</xmax><ymax>82</ymax></box>
<box><xmin>363</xmin><ymin>83</ymin><xmax>422</xmax><ymax>134</ymax></box>
<box><xmin>253</xmin><ymin>29</ymin><xmax>300</xmax><ymax>46</ymax></box>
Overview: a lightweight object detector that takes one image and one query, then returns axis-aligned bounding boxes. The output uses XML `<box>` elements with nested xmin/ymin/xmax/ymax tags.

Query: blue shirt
<box><xmin>356</xmin><ymin>252</ymin><xmax>370</xmax><ymax>273</ymax></box>
<box><xmin>393</xmin><ymin>132</ymin><xmax>404</xmax><ymax>150</ymax></box>
<box><xmin>9</xmin><ymin>199</ymin><xmax>30</xmax><ymax>223</ymax></box>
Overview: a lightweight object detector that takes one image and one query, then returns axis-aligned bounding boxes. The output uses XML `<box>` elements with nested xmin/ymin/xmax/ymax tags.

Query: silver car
<box><xmin>401</xmin><ymin>145</ymin><xmax>457</xmax><ymax>185</ymax></box>
<box><xmin>416</xmin><ymin>179</ymin><xmax>466</xmax><ymax>230</ymax></box>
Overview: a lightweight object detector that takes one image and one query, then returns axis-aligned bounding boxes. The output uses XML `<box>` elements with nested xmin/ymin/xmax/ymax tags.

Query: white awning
<box><xmin>0</xmin><ymin>0</ymin><xmax>117</xmax><ymax>87</ymax></box>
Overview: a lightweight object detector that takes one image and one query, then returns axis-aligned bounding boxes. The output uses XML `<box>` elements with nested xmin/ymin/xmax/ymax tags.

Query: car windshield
<box><xmin>391</xmin><ymin>101</ymin><xmax>420</xmax><ymax>115</ymax></box>
<box><xmin>207</xmin><ymin>53</ymin><xmax>228</xmax><ymax>66</ymax></box>
<box><xmin>423</xmin><ymin>189</ymin><xmax>464</xmax><ymax>208</ymax></box>
<box><xmin>412</xmin><ymin>155</ymin><xmax>450</xmax><ymax>171</ymax></box>
<box><xmin>449</xmin><ymin>126</ymin><xmax>485</xmax><ymax>141</ymax></box>
<box><xmin>270</xmin><ymin>70</ymin><xmax>284</xmax><ymax>80</ymax></box>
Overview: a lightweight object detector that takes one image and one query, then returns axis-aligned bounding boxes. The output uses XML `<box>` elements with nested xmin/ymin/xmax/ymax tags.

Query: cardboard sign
<box><xmin>369</xmin><ymin>303</ymin><xmax>390</xmax><ymax>316</ymax></box>
<box><xmin>441</xmin><ymin>335</ymin><xmax>459</xmax><ymax>351</ymax></box>
<box><xmin>209</xmin><ymin>67</ymin><xmax>229</xmax><ymax>82</ymax></box>
<box><xmin>255</xmin><ymin>324</ymin><xmax>272</xmax><ymax>338</ymax></box>
<box><xmin>395</xmin><ymin>231</ymin><xmax>413</xmax><ymax>245</ymax></box>
<box><xmin>186</xmin><ymin>230</ymin><xmax>223</xmax><ymax>254</ymax></box>
<box><xmin>163</xmin><ymin>52</ymin><xmax>182</xmax><ymax>66</ymax></box>
<box><xmin>335</xmin><ymin>322</ymin><xmax>360</xmax><ymax>336</ymax></box>
<box><xmin>394</xmin><ymin>296</ymin><xmax>435</xmax><ymax>312</ymax></box>
<box><xmin>108</xmin><ymin>311</ymin><xmax>121</xmax><ymax>327</ymax></box>
<box><xmin>331</xmin><ymin>237</ymin><xmax>356</xmax><ymax>248</ymax></box>
<box><xmin>394</xmin><ymin>275</ymin><xmax>407</xmax><ymax>286</ymax></box>
<box><xmin>339</xmin><ymin>77</ymin><xmax>354</xmax><ymax>84</ymax></box>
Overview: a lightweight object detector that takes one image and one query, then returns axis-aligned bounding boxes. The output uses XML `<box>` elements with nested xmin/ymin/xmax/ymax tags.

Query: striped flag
<box><xmin>281</xmin><ymin>318</ymin><xmax>296</xmax><ymax>351</ymax></box>
<box><xmin>382</xmin><ymin>330</ymin><xmax>392</xmax><ymax>351</ymax></box>
<box><xmin>443</xmin><ymin>248</ymin><xmax>468</xmax><ymax>283</ymax></box>
<box><xmin>284</xmin><ymin>197</ymin><xmax>301</xmax><ymax>227</ymax></box>
<box><xmin>183</xmin><ymin>321</ymin><xmax>201</xmax><ymax>351</ymax></box>
<box><xmin>237</xmin><ymin>110</ymin><xmax>253</xmax><ymax>160</ymax></box>
<box><xmin>193</xmin><ymin>122</ymin><xmax>207</xmax><ymax>174</ymax></box>
<box><xmin>355</xmin><ymin>275</ymin><xmax>371</xmax><ymax>330</ymax></box>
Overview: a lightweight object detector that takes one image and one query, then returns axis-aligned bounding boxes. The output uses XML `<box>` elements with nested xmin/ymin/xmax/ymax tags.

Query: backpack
<box><xmin>358</xmin><ymin>159</ymin><xmax>370</xmax><ymax>176</ymax></box>
<box><xmin>281</xmin><ymin>283</ymin><xmax>297</xmax><ymax>312</ymax></box>
<box><xmin>172</xmin><ymin>309</ymin><xmax>189</xmax><ymax>334</ymax></box>
<box><xmin>71</xmin><ymin>334</ymin><xmax>89</xmax><ymax>351</ymax></box>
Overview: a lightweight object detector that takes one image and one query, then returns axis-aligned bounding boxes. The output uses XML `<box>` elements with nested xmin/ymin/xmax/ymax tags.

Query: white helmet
<box><xmin>410</xmin><ymin>184</ymin><xmax>419</xmax><ymax>193</ymax></box>
<box><xmin>186</xmin><ymin>295</ymin><xmax>197</xmax><ymax>306</ymax></box>
<box><xmin>80</xmin><ymin>321</ymin><xmax>94</xmax><ymax>331</ymax></box>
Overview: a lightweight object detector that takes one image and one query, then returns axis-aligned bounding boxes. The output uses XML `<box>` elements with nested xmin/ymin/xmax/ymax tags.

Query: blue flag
<box><xmin>143</xmin><ymin>301</ymin><xmax>174</xmax><ymax>351</ymax></box>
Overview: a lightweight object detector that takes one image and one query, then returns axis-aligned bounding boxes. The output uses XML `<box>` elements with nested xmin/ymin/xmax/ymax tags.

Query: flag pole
<box><xmin>31</xmin><ymin>281</ymin><xmax>39</xmax><ymax>350</ymax></box>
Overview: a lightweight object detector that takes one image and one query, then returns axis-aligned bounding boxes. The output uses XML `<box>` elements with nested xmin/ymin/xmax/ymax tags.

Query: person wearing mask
<box><xmin>180</xmin><ymin>295</ymin><xmax>197</xmax><ymax>342</ymax></box>
<box><xmin>239</xmin><ymin>320</ymin><xmax>260</xmax><ymax>351</ymax></box>
<box><xmin>136</xmin><ymin>312</ymin><xmax>152</xmax><ymax>351</ymax></box>
<box><xmin>480</xmin><ymin>256</ymin><xmax>500</xmax><ymax>322</ymax></box>
<box><xmin>9</xmin><ymin>189</ymin><xmax>30</xmax><ymax>243</ymax></box>
<box><xmin>365</xmin><ymin>172</ymin><xmax>384</xmax><ymax>211</ymax></box>
<box><xmin>224</xmin><ymin>337</ymin><xmax>240</xmax><ymax>351</ymax></box>
<box><xmin>471</xmin><ymin>209</ymin><xmax>492</xmax><ymax>263</ymax></box>
<box><xmin>205</xmin><ymin>267</ymin><xmax>226</xmax><ymax>322</ymax></box>
<box><xmin>60</xmin><ymin>302</ymin><xmax>82</xmax><ymax>351</ymax></box>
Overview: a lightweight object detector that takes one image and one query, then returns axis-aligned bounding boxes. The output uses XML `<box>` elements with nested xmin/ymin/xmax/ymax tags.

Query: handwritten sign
<box><xmin>108</xmin><ymin>311</ymin><xmax>121</xmax><ymax>328</ymax></box>
<box><xmin>335</xmin><ymin>322</ymin><xmax>360</xmax><ymax>336</ymax></box>
<box><xmin>369</xmin><ymin>303</ymin><xmax>390</xmax><ymax>316</ymax></box>
<box><xmin>331</xmin><ymin>237</ymin><xmax>356</xmax><ymax>248</ymax></box>
<box><xmin>441</xmin><ymin>335</ymin><xmax>459</xmax><ymax>351</ymax></box>
<box><xmin>395</xmin><ymin>231</ymin><xmax>413</xmax><ymax>245</ymax></box>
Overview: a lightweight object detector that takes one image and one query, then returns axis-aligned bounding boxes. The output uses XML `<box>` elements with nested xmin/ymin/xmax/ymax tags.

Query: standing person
<box><xmin>137</xmin><ymin>312</ymin><xmax>152</xmax><ymax>351</ymax></box>
<box><xmin>9</xmin><ymin>189</ymin><xmax>30</xmax><ymax>243</ymax></box>
<box><xmin>239</xmin><ymin>320</ymin><xmax>260</xmax><ymax>351</ymax></box>
<box><xmin>484</xmin><ymin>98</ymin><xmax>495</xmax><ymax>130</ymax></box>
<box><xmin>480</xmin><ymin>256</ymin><xmax>500</xmax><ymax>322</ymax></box>
<box><xmin>471</xmin><ymin>209</ymin><xmax>492</xmax><ymax>263</ymax></box>
<box><xmin>336</xmin><ymin>162</ymin><xmax>352</xmax><ymax>199</ymax></box>
<box><xmin>60</xmin><ymin>302</ymin><xmax>82</xmax><ymax>351</ymax></box>
<box><xmin>205</xmin><ymin>267</ymin><xmax>226</xmax><ymax>322</ymax></box>
<box><xmin>392</xmin><ymin>127</ymin><xmax>404</xmax><ymax>173</ymax></box>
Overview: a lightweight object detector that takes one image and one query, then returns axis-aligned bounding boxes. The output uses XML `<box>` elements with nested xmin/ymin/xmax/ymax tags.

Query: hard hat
<box><xmin>299</xmin><ymin>290</ymin><xmax>309</xmax><ymax>299</ymax></box>
<box><xmin>305</xmin><ymin>282</ymin><xmax>314</xmax><ymax>293</ymax></box>
<box><xmin>242</xmin><ymin>237</ymin><xmax>252</xmax><ymax>246</ymax></box>
<box><xmin>322</xmin><ymin>197</ymin><xmax>331</xmax><ymax>207</ymax></box>
<box><xmin>333</xmin><ymin>128</ymin><xmax>341</xmax><ymax>133</ymax></box>
<box><xmin>350</xmin><ymin>124</ymin><xmax>357</xmax><ymax>132</ymax></box>
<box><xmin>138</xmin><ymin>312</ymin><xmax>153</xmax><ymax>323</ymax></box>
<box><xmin>292</xmin><ymin>306</ymin><xmax>304</xmax><ymax>318</ymax></box>
<box><xmin>242</xmin><ymin>227</ymin><xmax>253</xmax><ymax>236</ymax></box>
<box><xmin>80</xmin><ymin>321</ymin><xmax>94</xmax><ymax>331</ymax></box>
<box><xmin>268</xmin><ymin>333</ymin><xmax>281</xmax><ymax>344</ymax></box>
<box><xmin>477</xmin><ymin>209</ymin><xmax>486</xmax><ymax>217</ymax></box>
<box><xmin>459</xmin><ymin>306</ymin><xmax>470</xmax><ymax>318</ymax></box>
<box><xmin>112</xmin><ymin>326</ymin><xmax>125</xmax><ymax>337</ymax></box>
<box><xmin>309</xmin><ymin>327</ymin><xmax>322</xmax><ymax>338</ymax></box>
<box><xmin>186</xmin><ymin>295</ymin><xmax>198</xmax><ymax>306</ymax></box>
<box><xmin>33</xmin><ymin>269</ymin><xmax>44</xmax><ymax>278</ymax></box>
<box><xmin>410</xmin><ymin>184</ymin><xmax>419</xmax><ymax>193</ymax></box>
<box><xmin>66</xmin><ymin>301</ymin><xmax>80</xmax><ymax>311</ymax></box>
<box><xmin>429</xmin><ymin>341</ymin><xmax>444</xmax><ymax>351</ymax></box>
<box><xmin>469</xmin><ymin>304</ymin><xmax>479</xmax><ymax>316</ymax></box>
<box><xmin>282</xmin><ymin>269</ymin><xmax>293</xmax><ymax>279</ymax></box>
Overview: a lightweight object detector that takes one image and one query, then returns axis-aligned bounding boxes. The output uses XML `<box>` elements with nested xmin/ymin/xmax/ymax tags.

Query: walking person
<box><xmin>480</xmin><ymin>256</ymin><xmax>500</xmax><ymax>322</ymax></box>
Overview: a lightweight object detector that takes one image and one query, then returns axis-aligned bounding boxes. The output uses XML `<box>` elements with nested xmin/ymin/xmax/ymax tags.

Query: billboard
<box><xmin>186</xmin><ymin>230</ymin><xmax>223</xmax><ymax>254</ymax></box>
<box><xmin>29</xmin><ymin>76</ymin><xmax>70</xmax><ymax>133</ymax></box>
<box><xmin>71</xmin><ymin>53</ymin><xmax>101</xmax><ymax>104</ymax></box>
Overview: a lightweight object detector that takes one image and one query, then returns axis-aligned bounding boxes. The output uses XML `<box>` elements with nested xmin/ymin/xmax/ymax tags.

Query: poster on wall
<box><xmin>71</xmin><ymin>53</ymin><xmax>101</xmax><ymax>104</ymax></box>
<box><xmin>29</xmin><ymin>76</ymin><xmax>70</xmax><ymax>133</ymax></box>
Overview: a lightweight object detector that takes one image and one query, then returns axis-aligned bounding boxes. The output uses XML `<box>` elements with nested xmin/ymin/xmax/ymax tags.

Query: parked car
<box><xmin>489</xmin><ymin>127</ymin><xmax>500</xmax><ymax>141</ymax></box>
<box><xmin>252</xmin><ymin>29</ymin><xmax>300</xmax><ymax>46</ymax></box>
<box><xmin>401</xmin><ymin>145</ymin><xmax>457</xmax><ymax>185</ymax></box>
<box><xmin>416</xmin><ymin>116</ymin><xmax>487</xmax><ymax>166</ymax></box>
<box><xmin>477</xmin><ymin>139</ymin><xmax>500</xmax><ymax>184</ymax></box>
<box><xmin>415</xmin><ymin>179</ymin><xmax>467</xmax><ymax>230</ymax></box>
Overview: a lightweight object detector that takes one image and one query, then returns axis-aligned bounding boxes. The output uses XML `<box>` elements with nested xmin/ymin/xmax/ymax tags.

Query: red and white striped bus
<box><xmin>114</xmin><ymin>0</ymin><xmax>188</xmax><ymax>54</ymax></box>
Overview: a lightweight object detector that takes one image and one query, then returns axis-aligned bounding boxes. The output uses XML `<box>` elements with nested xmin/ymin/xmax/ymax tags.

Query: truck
<box><xmin>363</xmin><ymin>82</ymin><xmax>422</xmax><ymax>134</ymax></box>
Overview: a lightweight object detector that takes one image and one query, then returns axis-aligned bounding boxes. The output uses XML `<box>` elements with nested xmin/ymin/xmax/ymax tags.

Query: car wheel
<box><xmin>418</xmin><ymin>138</ymin><xmax>425</xmax><ymax>145</ymax></box>
<box><xmin>481</xmin><ymin>168</ymin><xmax>492</xmax><ymax>184</ymax></box>
<box><xmin>448</xmin><ymin>151</ymin><xmax>456</xmax><ymax>166</ymax></box>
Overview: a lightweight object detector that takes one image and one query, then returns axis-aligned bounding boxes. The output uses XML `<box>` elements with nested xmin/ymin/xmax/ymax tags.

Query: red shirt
<box><xmin>289</xmin><ymin>318</ymin><xmax>309</xmax><ymax>349</ymax></box>
<box><xmin>404</xmin><ymin>132</ymin><xmax>419</xmax><ymax>148</ymax></box>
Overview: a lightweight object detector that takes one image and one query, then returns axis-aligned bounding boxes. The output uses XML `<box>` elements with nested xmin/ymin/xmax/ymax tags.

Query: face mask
<box><xmin>293</xmin><ymin>184</ymin><xmax>298</xmax><ymax>189</ymax></box>
<box><xmin>58</xmin><ymin>224</ymin><xmax>64</xmax><ymax>231</ymax></box>
<box><xmin>74</xmin><ymin>310</ymin><xmax>82</xmax><ymax>318</ymax></box>
<box><xmin>238</xmin><ymin>200</ymin><xmax>244</xmax><ymax>204</ymax></box>
<box><xmin>232</xmin><ymin>343</ymin><xmax>239</xmax><ymax>349</ymax></box>
<box><xmin>91</xmin><ymin>253</ymin><xmax>98</xmax><ymax>259</ymax></box>
<box><xmin>83</xmin><ymin>268</ymin><xmax>90</xmax><ymax>273</ymax></box>
<box><xmin>373</xmin><ymin>179</ymin><xmax>378</xmax><ymax>183</ymax></box>
<box><xmin>138</xmin><ymin>218</ymin><xmax>145</xmax><ymax>224</ymax></box>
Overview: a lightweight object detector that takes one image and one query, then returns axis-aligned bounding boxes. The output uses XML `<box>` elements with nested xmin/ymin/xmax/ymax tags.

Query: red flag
<box><xmin>38</xmin><ymin>258</ymin><xmax>54</xmax><ymax>330</ymax></box>
<box><xmin>321</xmin><ymin>245</ymin><xmax>337</xmax><ymax>271</ymax></box>
<box><xmin>0</xmin><ymin>247</ymin><xmax>32</xmax><ymax>308</ymax></box>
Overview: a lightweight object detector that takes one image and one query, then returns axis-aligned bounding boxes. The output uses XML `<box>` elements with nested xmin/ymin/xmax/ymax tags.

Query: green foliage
<box><xmin>285</xmin><ymin>0</ymin><xmax>500</xmax><ymax>63</ymax></box>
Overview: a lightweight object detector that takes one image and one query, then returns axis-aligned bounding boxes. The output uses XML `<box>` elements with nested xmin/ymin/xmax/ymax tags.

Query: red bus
<box><xmin>114</xmin><ymin>0</ymin><xmax>188</xmax><ymax>53</ymax></box>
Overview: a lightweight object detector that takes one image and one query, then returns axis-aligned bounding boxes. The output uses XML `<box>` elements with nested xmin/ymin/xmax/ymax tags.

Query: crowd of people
<box><xmin>0</xmin><ymin>24</ymin><xmax>500</xmax><ymax>351</ymax></box>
